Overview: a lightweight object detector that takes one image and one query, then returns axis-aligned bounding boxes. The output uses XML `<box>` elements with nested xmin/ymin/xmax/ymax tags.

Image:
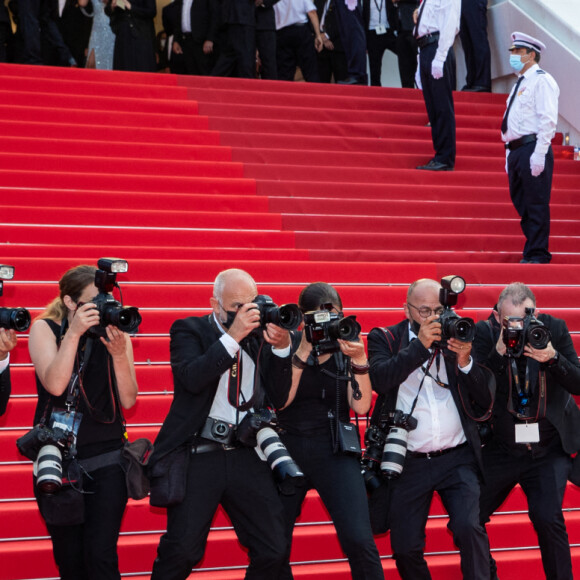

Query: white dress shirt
<box><xmin>395</xmin><ymin>325</ymin><xmax>470</xmax><ymax>453</ymax></box>
<box><xmin>0</xmin><ymin>354</ymin><xmax>9</xmax><ymax>375</ymax></box>
<box><xmin>181</xmin><ymin>0</ymin><xmax>194</xmax><ymax>34</ymax></box>
<box><xmin>274</xmin><ymin>0</ymin><xmax>316</xmax><ymax>30</ymax></box>
<box><xmin>369</xmin><ymin>0</ymin><xmax>389</xmax><ymax>31</ymax></box>
<box><xmin>416</xmin><ymin>0</ymin><xmax>460</xmax><ymax>63</ymax></box>
<box><xmin>502</xmin><ymin>63</ymin><xmax>559</xmax><ymax>157</ymax></box>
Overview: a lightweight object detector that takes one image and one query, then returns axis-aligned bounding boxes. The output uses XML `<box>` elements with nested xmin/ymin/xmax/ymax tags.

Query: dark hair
<box><xmin>40</xmin><ymin>265</ymin><xmax>97</xmax><ymax>322</ymax></box>
<box><xmin>526</xmin><ymin>47</ymin><xmax>541</xmax><ymax>63</ymax></box>
<box><xmin>298</xmin><ymin>282</ymin><xmax>343</xmax><ymax>313</ymax></box>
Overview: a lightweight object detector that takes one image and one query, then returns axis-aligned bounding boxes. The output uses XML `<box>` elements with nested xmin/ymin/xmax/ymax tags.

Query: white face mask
<box><xmin>509</xmin><ymin>52</ymin><xmax>531</xmax><ymax>73</ymax></box>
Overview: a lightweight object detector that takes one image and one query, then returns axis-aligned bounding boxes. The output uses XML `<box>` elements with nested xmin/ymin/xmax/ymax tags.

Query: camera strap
<box><xmin>227</xmin><ymin>341</ymin><xmax>261</xmax><ymax>413</ymax></box>
<box><xmin>507</xmin><ymin>358</ymin><xmax>547</xmax><ymax>421</ymax></box>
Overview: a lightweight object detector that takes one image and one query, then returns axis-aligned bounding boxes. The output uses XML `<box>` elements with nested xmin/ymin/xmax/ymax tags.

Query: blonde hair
<box><xmin>39</xmin><ymin>265</ymin><xmax>97</xmax><ymax>322</ymax></box>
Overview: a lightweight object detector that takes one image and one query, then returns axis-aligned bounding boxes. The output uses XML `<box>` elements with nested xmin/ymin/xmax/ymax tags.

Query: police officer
<box><xmin>501</xmin><ymin>32</ymin><xmax>559</xmax><ymax>264</ymax></box>
<box><xmin>414</xmin><ymin>0</ymin><xmax>460</xmax><ymax>171</ymax></box>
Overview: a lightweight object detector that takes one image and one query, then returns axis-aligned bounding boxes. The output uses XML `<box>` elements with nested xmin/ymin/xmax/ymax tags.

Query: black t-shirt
<box><xmin>33</xmin><ymin>319</ymin><xmax>125</xmax><ymax>459</ymax></box>
<box><xmin>278</xmin><ymin>352</ymin><xmax>352</xmax><ymax>437</ymax></box>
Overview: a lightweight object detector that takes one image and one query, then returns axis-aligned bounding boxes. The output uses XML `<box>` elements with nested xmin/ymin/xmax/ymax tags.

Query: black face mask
<box><xmin>221</xmin><ymin>310</ymin><xmax>237</xmax><ymax>330</ymax></box>
<box><xmin>411</xmin><ymin>319</ymin><xmax>421</xmax><ymax>336</ymax></box>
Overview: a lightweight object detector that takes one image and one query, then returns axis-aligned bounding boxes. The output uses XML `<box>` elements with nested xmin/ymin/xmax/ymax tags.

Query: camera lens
<box><xmin>380</xmin><ymin>427</ymin><xmax>409</xmax><ymax>480</ymax></box>
<box><xmin>256</xmin><ymin>428</ymin><xmax>304</xmax><ymax>486</ymax></box>
<box><xmin>329</xmin><ymin>315</ymin><xmax>361</xmax><ymax>342</ymax></box>
<box><xmin>35</xmin><ymin>444</ymin><xmax>63</xmax><ymax>495</ymax></box>
<box><xmin>0</xmin><ymin>307</ymin><xmax>32</xmax><ymax>332</ymax></box>
<box><xmin>528</xmin><ymin>325</ymin><xmax>550</xmax><ymax>349</ymax></box>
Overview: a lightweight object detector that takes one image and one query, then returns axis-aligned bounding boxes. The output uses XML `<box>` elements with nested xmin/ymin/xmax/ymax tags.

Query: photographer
<box><xmin>150</xmin><ymin>268</ymin><xmax>293</xmax><ymax>580</ymax></box>
<box><xmin>277</xmin><ymin>282</ymin><xmax>384</xmax><ymax>579</ymax></box>
<box><xmin>26</xmin><ymin>264</ymin><xmax>138</xmax><ymax>579</ymax></box>
<box><xmin>0</xmin><ymin>328</ymin><xmax>17</xmax><ymax>416</ymax></box>
<box><xmin>473</xmin><ymin>282</ymin><xmax>580</xmax><ymax>580</ymax></box>
<box><xmin>367</xmin><ymin>278</ymin><xmax>494</xmax><ymax>580</ymax></box>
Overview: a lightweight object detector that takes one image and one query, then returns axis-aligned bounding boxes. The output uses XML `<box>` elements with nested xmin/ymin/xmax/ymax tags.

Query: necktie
<box><xmin>501</xmin><ymin>75</ymin><xmax>524</xmax><ymax>134</ymax></box>
<box><xmin>413</xmin><ymin>0</ymin><xmax>426</xmax><ymax>39</ymax></box>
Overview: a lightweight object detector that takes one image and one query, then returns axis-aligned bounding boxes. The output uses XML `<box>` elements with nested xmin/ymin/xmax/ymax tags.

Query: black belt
<box><xmin>505</xmin><ymin>134</ymin><xmax>537</xmax><ymax>150</ymax></box>
<box><xmin>408</xmin><ymin>441</ymin><xmax>467</xmax><ymax>459</ymax></box>
<box><xmin>416</xmin><ymin>31</ymin><xmax>439</xmax><ymax>48</ymax></box>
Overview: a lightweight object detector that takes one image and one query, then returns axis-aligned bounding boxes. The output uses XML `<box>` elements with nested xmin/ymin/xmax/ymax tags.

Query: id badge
<box><xmin>50</xmin><ymin>408</ymin><xmax>82</xmax><ymax>438</ymax></box>
<box><xmin>375</xmin><ymin>25</ymin><xmax>387</xmax><ymax>35</ymax></box>
<box><xmin>515</xmin><ymin>422</ymin><xmax>539</xmax><ymax>444</ymax></box>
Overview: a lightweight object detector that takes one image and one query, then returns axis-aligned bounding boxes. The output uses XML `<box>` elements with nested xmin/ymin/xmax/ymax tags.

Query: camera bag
<box><xmin>336</xmin><ymin>420</ymin><xmax>362</xmax><ymax>456</ymax></box>
<box><xmin>148</xmin><ymin>444</ymin><xmax>190</xmax><ymax>507</ymax></box>
<box><xmin>122</xmin><ymin>438</ymin><xmax>154</xmax><ymax>500</ymax></box>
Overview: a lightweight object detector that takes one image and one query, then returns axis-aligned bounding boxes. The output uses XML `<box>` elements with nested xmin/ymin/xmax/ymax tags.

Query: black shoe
<box><xmin>337</xmin><ymin>76</ymin><xmax>364</xmax><ymax>85</ymax></box>
<box><xmin>462</xmin><ymin>85</ymin><xmax>491</xmax><ymax>92</ymax></box>
<box><xmin>520</xmin><ymin>259</ymin><xmax>529</xmax><ymax>263</ymax></box>
<box><xmin>416</xmin><ymin>160</ymin><xmax>453</xmax><ymax>171</ymax></box>
<box><xmin>521</xmin><ymin>258</ymin><xmax>550</xmax><ymax>264</ymax></box>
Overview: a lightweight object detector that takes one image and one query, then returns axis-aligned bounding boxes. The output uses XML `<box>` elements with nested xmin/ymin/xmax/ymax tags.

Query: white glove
<box><xmin>415</xmin><ymin>53</ymin><xmax>422</xmax><ymax>89</ymax></box>
<box><xmin>431</xmin><ymin>58</ymin><xmax>444</xmax><ymax>79</ymax></box>
<box><xmin>530</xmin><ymin>152</ymin><xmax>545</xmax><ymax>177</ymax></box>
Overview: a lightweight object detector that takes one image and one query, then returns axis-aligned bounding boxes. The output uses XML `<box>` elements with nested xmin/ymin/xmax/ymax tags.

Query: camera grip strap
<box><xmin>507</xmin><ymin>358</ymin><xmax>547</xmax><ymax>421</ymax></box>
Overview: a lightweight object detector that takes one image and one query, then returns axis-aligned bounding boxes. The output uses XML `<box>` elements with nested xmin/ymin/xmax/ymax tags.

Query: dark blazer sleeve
<box><xmin>162</xmin><ymin>0</ymin><xmax>181</xmax><ymax>36</ymax></box>
<box><xmin>0</xmin><ymin>367</ymin><xmax>10</xmax><ymax>417</ymax></box>
<box><xmin>542</xmin><ymin>315</ymin><xmax>580</xmax><ymax>395</ymax></box>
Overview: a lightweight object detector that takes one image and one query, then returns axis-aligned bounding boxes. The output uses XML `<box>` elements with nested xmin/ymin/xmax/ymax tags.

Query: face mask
<box><xmin>411</xmin><ymin>320</ymin><xmax>421</xmax><ymax>336</ymax></box>
<box><xmin>221</xmin><ymin>310</ymin><xmax>237</xmax><ymax>330</ymax></box>
<box><xmin>509</xmin><ymin>54</ymin><xmax>526</xmax><ymax>73</ymax></box>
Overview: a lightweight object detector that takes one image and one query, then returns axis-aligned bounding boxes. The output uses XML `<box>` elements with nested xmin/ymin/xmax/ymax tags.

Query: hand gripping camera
<box><xmin>0</xmin><ymin>265</ymin><xmax>31</xmax><ymax>332</ymax></box>
<box><xmin>360</xmin><ymin>410</ymin><xmax>418</xmax><ymax>489</ymax></box>
<box><xmin>435</xmin><ymin>276</ymin><xmax>475</xmax><ymax>347</ymax></box>
<box><xmin>303</xmin><ymin>304</ymin><xmax>361</xmax><ymax>357</ymax></box>
<box><xmin>253</xmin><ymin>295</ymin><xmax>303</xmax><ymax>332</ymax></box>
<box><xmin>85</xmin><ymin>258</ymin><xmax>142</xmax><ymax>338</ymax></box>
<box><xmin>502</xmin><ymin>307</ymin><xmax>551</xmax><ymax>358</ymax></box>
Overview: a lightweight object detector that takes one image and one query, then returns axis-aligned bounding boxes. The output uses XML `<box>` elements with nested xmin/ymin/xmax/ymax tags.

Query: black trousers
<box><xmin>388</xmin><ymin>445</ymin><xmax>489</xmax><ymax>580</ymax></box>
<box><xmin>256</xmin><ymin>29</ymin><xmax>277</xmax><ymax>80</ymax></box>
<box><xmin>507</xmin><ymin>142</ymin><xmax>553</xmax><ymax>263</ymax></box>
<box><xmin>479</xmin><ymin>441</ymin><xmax>572</xmax><ymax>579</ymax></box>
<box><xmin>459</xmin><ymin>0</ymin><xmax>491</xmax><ymax>90</ymax></box>
<box><xmin>42</xmin><ymin>464</ymin><xmax>128</xmax><ymax>580</ymax></box>
<box><xmin>366</xmin><ymin>28</ymin><xmax>397</xmax><ymax>87</ymax></box>
<box><xmin>212</xmin><ymin>23</ymin><xmax>255</xmax><ymax>78</ymax></box>
<box><xmin>179</xmin><ymin>34</ymin><xmax>214</xmax><ymax>76</ymax></box>
<box><xmin>333</xmin><ymin>0</ymin><xmax>367</xmax><ymax>83</ymax></box>
<box><xmin>396</xmin><ymin>31</ymin><xmax>418</xmax><ymax>88</ymax></box>
<box><xmin>277</xmin><ymin>432</ymin><xmax>384</xmax><ymax>580</ymax></box>
<box><xmin>276</xmin><ymin>23</ymin><xmax>319</xmax><ymax>83</ymax></box>
<box><xmin>419</xmin><ymin>41</ymin><xmax>456</xmax><ymax>167</ymax></box>
<box><xmin>151</xmin><ymin>446</ymin><xmax>287</xmax><ymax>580</ymax></box>
<box><xmin>317</xmin><ymin>46</ymin><xmax>348</xmax><ymax>83</ymax></box>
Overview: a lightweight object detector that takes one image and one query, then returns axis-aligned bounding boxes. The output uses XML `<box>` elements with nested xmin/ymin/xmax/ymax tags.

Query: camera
<box><xmin>0</xmin><ymin>265</ymin><xmax>31</xmax><ymax>332</ymax></box>
<box><xmin>360</xmin><ymin>410</ymin><xmax>418</xmax><ymax>489</ymax></box>
<box><xmin>252</xmin><ymin>295</ymin><xmax>302</xmax><ymax>332</ymax></box>
<box><xmin>200</xmin><ymin>416</ymin><xmax>236</xmax><ymax>446</ymax></box>
<box><xmin>435</xmin><ymin>275</ymin><xmax>475</xmax><ymax>347</ymax></box>
<box><xmin>237</xmin><ymin>407</ymin><xmax>278</xmax><ymax>447</ymax></box>
<box><xmin>303</xmin><ymin>304</ymin><xmax>361</xmax><ymax>356</ymax></box>
<box><xmin>86</xmin><ymin>258</ymin><xmax>142</xmax><ymax>338</ymax></box>
<box><xmin>16</xmin><ymin>424</ymin><xmax>70</xmax><ymax>494</ymax></box>
<box><xmin>502</xmin><ymin>307</ymin><xmax>551</xmax><ymax>358</ymax></box>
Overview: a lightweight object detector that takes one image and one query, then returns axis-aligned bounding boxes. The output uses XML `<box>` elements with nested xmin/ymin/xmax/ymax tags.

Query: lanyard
<box><xmin>507</xmin><ymin>358</ymin><xmax>547</xmax><ymax>421</ymax></box>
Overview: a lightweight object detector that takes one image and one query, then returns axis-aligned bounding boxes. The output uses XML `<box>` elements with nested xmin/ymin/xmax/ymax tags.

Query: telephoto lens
<box><xmin>380</xmin><ymin>427</ymin><xmax>409</xmax><ymax>479</ymax></box>
<box><xmin>35</xmin><ymin>445</ymin><xmax>63</xmax><ymax>494</ymax></box>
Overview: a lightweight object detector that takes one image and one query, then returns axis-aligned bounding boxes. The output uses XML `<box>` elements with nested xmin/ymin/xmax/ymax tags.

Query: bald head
<box><xmin>213</xmin><ymin>269</ymin><xmax>257</xmax><ymax>302</ymax></box>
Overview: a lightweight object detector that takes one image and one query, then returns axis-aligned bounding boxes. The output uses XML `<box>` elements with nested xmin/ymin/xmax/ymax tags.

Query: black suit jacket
<box><xmin>162</xmin><ymin>0</ymin><xmax>218</xmax><ymax>43</ymax></box>
<box><xmin>255</xmin><ymin>0</ymin><xmax>280</xmax><ymax>31</ymax></box>
<box><xmin>362</xmin><ymin>0</ymin><xmax>399</xmax><ymax>32</ymax></box>
<box><xmin>473</xmin><ymin>314</ymin><xmax>580</xmax><ymax>454</ymax></box>
<box><xmin>368</xmin><ymin>319</ymin><xmax>495</xmax><ymax>473</ymax></box>
<box><xmin>150</xmin><ymin>314</ymin><xmax>292</xmax><ymax>465</ymax></box>
<box><xmin>220</xmin><ymin>0</ymin><xmax>255</xmax><ymax>26</ymax></box>
<box><xmin>0</xmin><ymin>366</ymin><xmax>10</xmax><ymax>416</ymax></box>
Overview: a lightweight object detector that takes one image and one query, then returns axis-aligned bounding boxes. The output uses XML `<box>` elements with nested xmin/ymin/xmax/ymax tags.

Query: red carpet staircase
<box><xmin>1</xmin><ymin>63</ymin><xmax>580</xmax><ymax>579</ymax></box>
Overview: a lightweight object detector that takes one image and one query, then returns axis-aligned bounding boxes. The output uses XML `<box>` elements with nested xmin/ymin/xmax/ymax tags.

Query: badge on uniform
<box><xmin>515</xmin><ymin>422</ymin><xmax>540</xmax><ymax>444</ymax></box>
<box><xmin>375</xmin><ymin>25</ymin><xmax>387</xmax><ymax>35</ymax></box>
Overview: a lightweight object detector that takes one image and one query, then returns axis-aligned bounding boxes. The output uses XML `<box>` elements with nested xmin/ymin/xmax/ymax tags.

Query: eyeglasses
<box><xmin>407</xmin><ymin>303</ymin><xmax>445</xmax><ymax>319</ymax></box>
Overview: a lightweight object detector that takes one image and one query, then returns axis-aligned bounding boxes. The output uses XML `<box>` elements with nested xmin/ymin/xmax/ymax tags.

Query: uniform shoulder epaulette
<box><xmin>537</xmin><ymin>69</ymin><xmax>546</xmax><ymax>74</ymax></box>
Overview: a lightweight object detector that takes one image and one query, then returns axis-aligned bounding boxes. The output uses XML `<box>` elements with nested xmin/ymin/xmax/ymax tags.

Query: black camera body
<box><xmin>0</xmin><ymin>265</ymin><xmax>31</xmax><ymax>332</ymax></box>
<box><xmin>16</xmin><ymin>423</ymin><xmax>69</xmax><ymax>462</ymax></box>
<box><xmin>253</xmin><ymin>295</ymin><xmax>302</xmax><ymax>332</ymax></box>
<box><xmin>237</xmin><ymin>407</ymin><xmax>278</xmax><ymax>447</ymax></box>
<box><xmin>86</xmin><ymin>258</ymin><xmax>141</xmax><ymax>338</ymax></box>
<box><xmin>303</xmin><ymin>306</ymin><xmax>361</xmax><ymax>356</ymax></box>
<box><xmin>502</xmin><ymin>307</ymin><xmax>551</xmax><ymax>358</ymax></box>
<box><xmin>435</xmin><ymin>276</ymin><xmax>475</xmax><ymax>347</ymax></box>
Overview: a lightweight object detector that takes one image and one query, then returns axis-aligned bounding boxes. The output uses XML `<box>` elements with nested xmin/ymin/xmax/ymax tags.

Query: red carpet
<box><xmin>1</xmin><ymin>62</ymin><xmax>580</xmax><ymax>579</ymax></box>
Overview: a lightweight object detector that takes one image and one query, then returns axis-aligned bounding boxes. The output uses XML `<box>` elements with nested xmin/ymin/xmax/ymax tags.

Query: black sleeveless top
<box><xmin>278</xmin><ymin>350</ymin><xmax>352</xmax><ymax>437</ymax></box>
<box><xmin>33</xmin><ymin>319</ymin><xmax>125</xmax><ymax>459</ymax></box>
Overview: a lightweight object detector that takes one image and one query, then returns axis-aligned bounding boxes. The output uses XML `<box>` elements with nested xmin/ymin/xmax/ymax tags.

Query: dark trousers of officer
<box><xmin>0</xmin><ymin>21</ymin><xmax>12</xmax><ymax>62</ymax></box>
<box><xmin>366</xmin><ymin>28</ymin><xmax>397</xmax><ymax>87</ymax></box>
<box><xmin>212</xmin><ymin>23</ymin><xmax>255</xmax><ymax>78</ymax></box>
<box><xmin>333</xmin><ymin>0</ymin><xmax>367</xmax><ymax>83</ymax></box>
<box><xmin>276</xmin><ymin>23</ymin><xmax>319</xmax><ymax>83</ymax></box>
<box><xmin>256</xmin><ymin>29</ymin><xmax>277</xmax><ymax>80</ymax></box>
<box><xmin>419</xmin><ymin>40</ymin><xmax>456</xmax><ymax>167</ymax></box>
<box><xmin>179</xmin><ymin>34</ymin><xmax>214</xmax><ymax>76</ymax></box>
<box><xmin>479</xmin><ymin>441</ymin><xmax>572</xmax><ymax>580</ymax></box>
<box><xmin>43</xmin><ymin>464</ymin><xmax>128</xmax><ymax>580</ymax></box>
<box><xmin>459</xmin><ymin>0</ymin><xmax>491</xmax><ymax>90</ymax></box>
<box><xmin>317</xmin><ymin>47</ymin><xmax>348</xmax><ymax>83</ymax></box>
<box><xmin>507</xmin><ymin>142</ymin><xmax>553</xmax><ymax>263</ymax></box>
<box><xmin>151</xmin><ymin>447</ymin><xmax>287</xmax><ymax>580</ymax></box>
<box><xmin>397</xmin><ymin>31</ymin><xmax>418</xmax><ymax>88</ymax></box>
<box><xmin>277</xmin><ymin>432</ymin><xmax>384</xmax><ymax>580</ymax></box>
<box><xmin>388</xmin><ymin>445</ymin><xmax>490</xmax><ymax>580</ymax></box>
